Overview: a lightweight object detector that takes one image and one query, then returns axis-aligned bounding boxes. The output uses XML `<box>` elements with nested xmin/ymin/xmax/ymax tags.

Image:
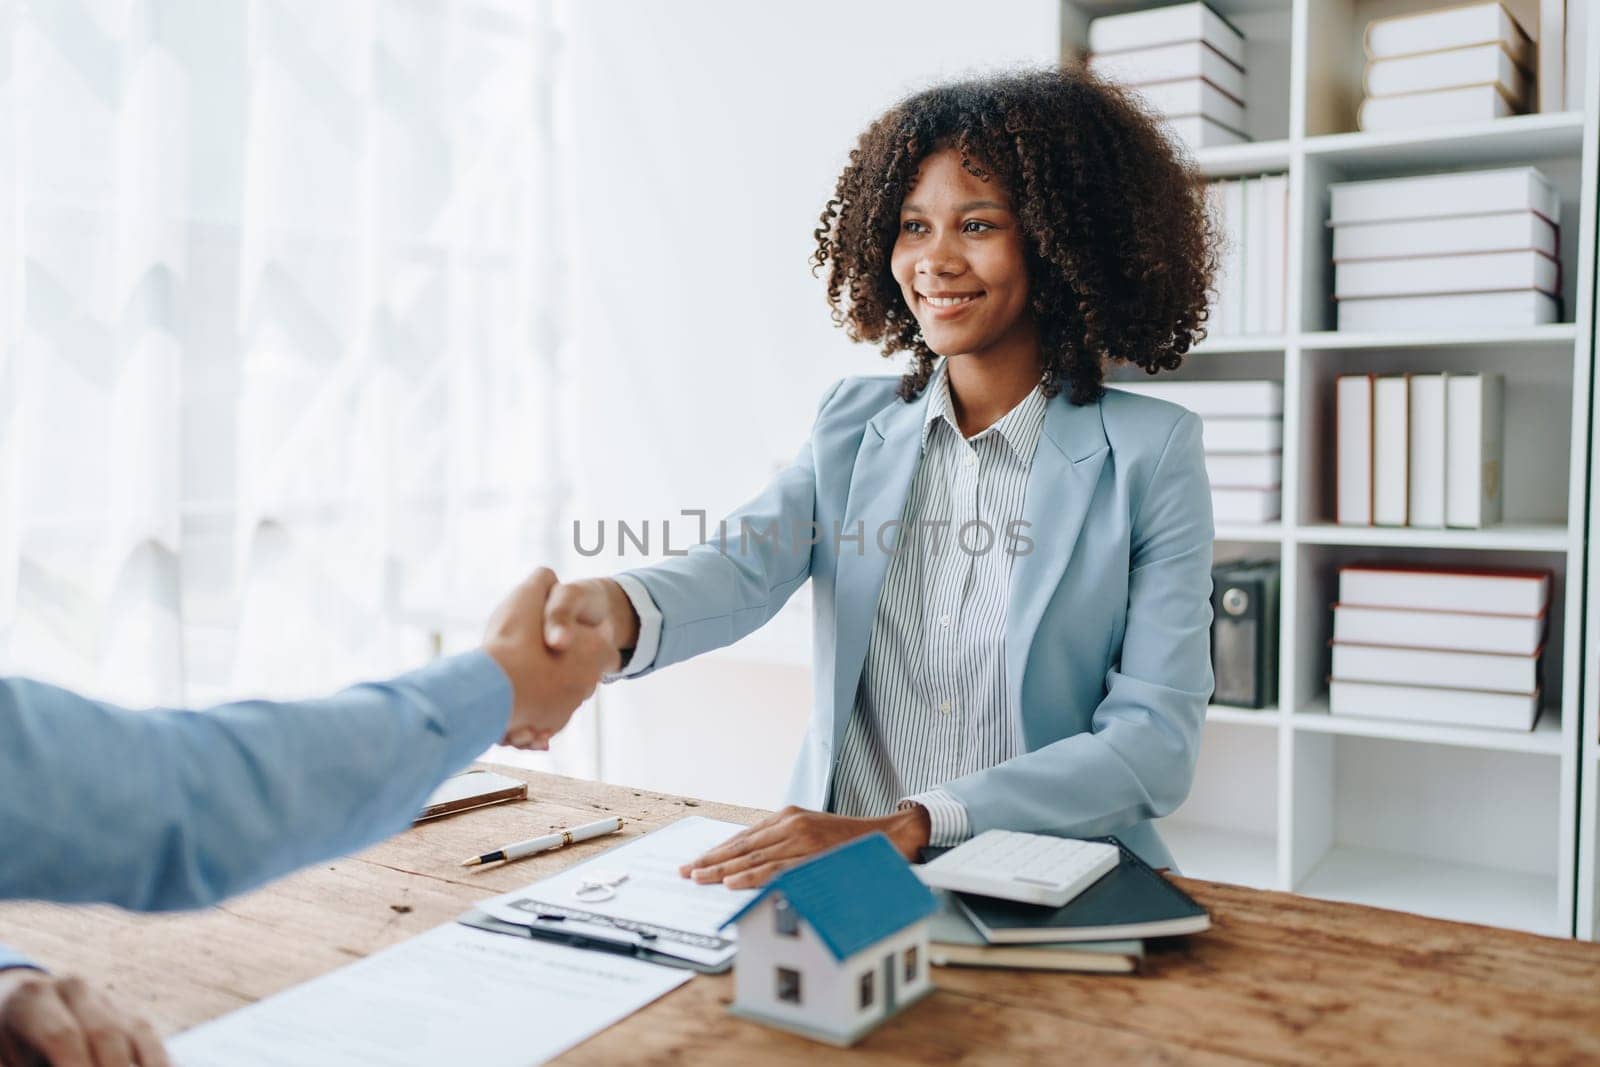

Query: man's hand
<box><xmin>543</xmin><ymin>579</ymin><xmax>639</xmax><ymax>661</ymax></box>
<box><xmin>0</xmin><ymin>969</ymin><xmax>168</xmax><ymax>1067</ymax></box>
<box><xmin>483</xmin><ymin>569</ymin><xmax>621</xmax><ymax>750</ymax></box>
<box><xmin>678</xmin><ymin>805</ymin><xmax>932</xmax><ymax>890</ymax></box>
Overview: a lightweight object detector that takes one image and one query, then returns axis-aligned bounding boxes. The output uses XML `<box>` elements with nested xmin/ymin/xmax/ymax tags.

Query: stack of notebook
<box><xmin>1330</xmin><ymin>167</ymin><xmax>1562</xmax><ymax>331</ymax></box>
<box><xmin>1335</xmin><ymin>372</ymin><xmax>1504</xmax><ymax>529</ymax></box>
<box><xmin>1360</xmin><ymin>2</ymin><xmax>1534</xmax><ymax>132</ymax></box>
<box><xmin>1112</xmin><ymin>380</ymin><xmax>1282</xmax><ymax>524</ymax></box>
<box><xmin>1329</xmin><ymin>564</ymin><xmax>1550</xmax><ymax>732</ymax></box>
<box><xmin>926</xmin><ymin>838</ymin><xmax>1210</xmax><ymax>975</ymax></box>
<box><xmin>1087</xmin><ymin>2</ymin><xmax>1250</xmax><ymax>150</ymax></box>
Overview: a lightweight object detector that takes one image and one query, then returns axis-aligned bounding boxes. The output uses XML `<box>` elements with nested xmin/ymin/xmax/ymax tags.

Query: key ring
<box><xmin>574</xmin><ymin>872</ymin><xmax>628</xmax><ymax>903</ymax></box>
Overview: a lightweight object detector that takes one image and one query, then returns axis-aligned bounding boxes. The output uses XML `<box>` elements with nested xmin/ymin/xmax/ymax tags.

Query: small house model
<box><xmin>721</xmin><ymin>832</ymin><xmax>939</xmax><ymax>1046</ymax></box>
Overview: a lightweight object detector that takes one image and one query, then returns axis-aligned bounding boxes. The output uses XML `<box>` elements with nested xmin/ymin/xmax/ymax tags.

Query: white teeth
<box><xmin>925</xmin><ymin>294</ymin><xmax>979</xmax><ymax>307</ymax></box>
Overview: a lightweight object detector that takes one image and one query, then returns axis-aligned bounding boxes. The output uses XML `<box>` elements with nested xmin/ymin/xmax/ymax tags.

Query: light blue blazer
<box><xmin>622</xmin><ymin>375</ymin><xmax>1214</xmax><ymax>869</ymax></box>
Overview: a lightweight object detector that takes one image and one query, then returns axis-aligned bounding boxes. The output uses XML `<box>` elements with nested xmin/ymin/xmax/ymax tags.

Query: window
<box><xmin>858</xmin><ymin>970</ymin><xmax>875</xmax><ymax>1009</ymax></box>
<box><xmin>904</xmin><ymin>946</ymin><xmax>920</xmax><ymax>982</ymax></box>
<box><xmin>774</xmin><ymin>897</ymin><xmax>799</xmax><ymax>938</ymax></box>
<box><xmin>776</xmin><ymin>967</ymin><xmax>802</xmax><ymax>1004</ymax></box>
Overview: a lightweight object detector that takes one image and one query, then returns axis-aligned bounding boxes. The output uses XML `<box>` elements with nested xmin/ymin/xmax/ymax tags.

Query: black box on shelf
<box><xmin>1210</xmin><ymin>559</ymin><xmax>1280</xmax><ymax>709</ymax></box>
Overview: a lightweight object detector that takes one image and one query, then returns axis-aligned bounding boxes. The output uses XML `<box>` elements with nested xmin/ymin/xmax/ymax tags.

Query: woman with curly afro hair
<box><xmin>549</xmin><ymin>67</ymin><xmax>1218</xmax><ymax>886</ymax></box>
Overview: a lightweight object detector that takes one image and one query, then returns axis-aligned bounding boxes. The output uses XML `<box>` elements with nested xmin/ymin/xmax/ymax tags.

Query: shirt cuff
<box><xmin>388</xmin><ymin>650</ymin><xmax>513</xmax><ymax>773</ymax></box>
<box><xmin>606</xmin><ymin>574</ymin><xmax>662</xmax><ymax>680</ymax></box>
<box><xmin>900</xmin><ymin>789</ymin><xmax>972</xmax><ymax>847</ymax></box>
<box><xmin>0</xmin><ymin>945</ymin><xmax>43</xmax><ymax>972</ymax></box>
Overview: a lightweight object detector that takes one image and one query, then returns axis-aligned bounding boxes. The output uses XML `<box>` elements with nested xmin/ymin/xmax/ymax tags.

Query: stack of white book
<box><xmin>1336</xmin><ymin>372</ymin><xmax>1503</xmax><ymax>528</ymax></box>
<box><xmin>1207</xmin><ymin>175</ymin><xmax>1288</xmax><ymax>335</ymax></box>
<box><xmin>1329</xmin><ymin>564</ymin><xmax>1549</xmax><ymax>731</ymax></box>
<box><xmin>1088</xmin><ymin>2</ymin><xmax>1250</xmax><ymax>151</ymax></box>
<box><xmin>1360</xmin><ymin>2</ymin><xmax>1534</xmax><ymax>132</ymax></box>
<box><xmin>1330</xmin><ymin>167</ymin><xmax>1562</xmax><ymax>331</ymax></box>
<box><xmin>1111</xmin><ymin>379</ymin><xmax>1281</xmax><ymax>523</ymax></box>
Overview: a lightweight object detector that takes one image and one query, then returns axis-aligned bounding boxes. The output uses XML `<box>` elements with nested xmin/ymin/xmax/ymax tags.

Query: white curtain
<box><xmin>0</xmin><ymin>0</ymin><xmax>563</xmax><ymax>717</ymax></box>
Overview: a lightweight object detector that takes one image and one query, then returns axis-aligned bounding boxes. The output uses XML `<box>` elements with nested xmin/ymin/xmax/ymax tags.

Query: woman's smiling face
<box><xmin>890</xmin><ymin>148</ymin><xmax>1033</xmax><ymax>362</ymax></box>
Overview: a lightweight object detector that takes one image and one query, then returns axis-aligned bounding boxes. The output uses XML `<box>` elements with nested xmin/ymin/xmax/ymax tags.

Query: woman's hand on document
<box><xmin>0</xmin><ymin>968</ymin><xmax>168</xmax><ymax>1067</ymax></box>
<box><xmin>483</xmin><ymin>568</ymin><xmax>621</xmax><ymax>751</ymax></box>
<box><xmin>678</xmin><ymin>805</ymin><xmax>933</xmax><ymax>889</ymax></box>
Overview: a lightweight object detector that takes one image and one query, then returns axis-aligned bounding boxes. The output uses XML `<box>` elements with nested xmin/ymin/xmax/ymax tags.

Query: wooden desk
<box><xmin>3</xmin><ymin>768</ymin><xmax>1598</xmax><ymax>1064</ymax></box>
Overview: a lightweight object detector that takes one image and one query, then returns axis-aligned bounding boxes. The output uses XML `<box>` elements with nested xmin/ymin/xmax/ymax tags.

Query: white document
<box><xmin>1264</xmin><ymin>174</ymin><xmax>1287</xmax><ymax>334</ymax></box>
<box><xmin>1336</xmin><ymin>375</ymin><xmax>1374</xmax><ymax>525</ymax></box>
<box><xmin>1244</xmin><ymin>176</ymin><xmax>1266</xmax><ymax>334</ymax></box>
<box><xmin>1408</xmin><ymin>374</ymin><xmax>1448</xmax><ymax>528</ymax></box>
<box><xmin>479</xmin><ymin>816</ymin><xmax>755</xmax><ymax>969</ymax></box>
<box><xmin>1373</xmin><ymin>375</ymin><xmax>1410</xmax><ymax>526</ymax></box>
<box><xmin>170</xmin><ymin>923</ymin><xmax>691</xmax><ymax>1067</ymax></box>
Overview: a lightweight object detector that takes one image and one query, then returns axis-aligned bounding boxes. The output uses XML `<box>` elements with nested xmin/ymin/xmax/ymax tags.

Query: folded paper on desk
<box><xmin>169</xmin><ymin>924</ymin><xmax>690</xmax><ymax>1067</ymax></box>
<box><xmin>473</xmin><ymin>815</ymin><xmax>755</xmax><ymax>971</ymax></box>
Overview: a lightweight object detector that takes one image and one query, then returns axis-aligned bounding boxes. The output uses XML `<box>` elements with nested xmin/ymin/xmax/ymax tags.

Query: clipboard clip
<box><xmin>454</xmin><ymin>909</ymin><xmax>729</xmax><ymax>975</ymax></box>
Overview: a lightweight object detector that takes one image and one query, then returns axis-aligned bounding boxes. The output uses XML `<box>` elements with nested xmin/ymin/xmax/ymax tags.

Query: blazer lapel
<box><xmin>830</xmin><ymin>391</ymin><xmax>927</xmax><ymax>753</ymax></box>
<box><xmin>1004</xmin><ymin>395</ymin><xmax>1110</xmax><ymax>703</ymax></box>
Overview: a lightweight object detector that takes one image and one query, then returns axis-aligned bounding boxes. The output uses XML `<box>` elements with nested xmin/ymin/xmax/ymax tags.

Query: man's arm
<box><xmin>0</xmin><ymin>568</ymin><xmax>615</xmax><ymax>918</ymax></box>
<box><xmin>0</xmin><ymin>651</ymin><xmax>510</xmax><ymax>915</ymax></box>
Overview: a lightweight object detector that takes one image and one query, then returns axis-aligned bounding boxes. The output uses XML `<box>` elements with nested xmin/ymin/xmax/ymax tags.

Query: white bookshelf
<box><xmin>1068</xmin><ymin>0</ymin><xmax>1600</xmax><ymax>937</ymax></box>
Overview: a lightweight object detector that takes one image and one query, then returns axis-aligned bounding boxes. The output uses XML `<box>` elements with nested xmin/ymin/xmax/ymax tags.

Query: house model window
<box><xmin>775</xmin><ymin>897</ymin><xmax>800</xmax><ymax>938</ymax></box>
<box><xmin>858</xmin><ymin>971</ymin><xmax>874</xmax><ymax>1009</ymax></box>
<box><xmin>777</xmin><ymin>967</ymin><xmax>802</xmax><ymax>1004</ymax></box>
<box><xmin>903</xmin><ymin>946</ymin><xmax>919</xmax><ymax>983</ymax></box>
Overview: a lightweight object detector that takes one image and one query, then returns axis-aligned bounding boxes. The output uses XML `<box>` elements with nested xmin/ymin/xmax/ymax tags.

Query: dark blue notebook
<box><xmin>947</xmin><ymin>837</ymin><xmax>1211</xmax><ymax>944</ymax></box>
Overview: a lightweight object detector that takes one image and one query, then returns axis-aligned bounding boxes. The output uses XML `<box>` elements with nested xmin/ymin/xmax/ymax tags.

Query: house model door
<box><xmin>882</xmin><ymin>954</ymin><xmax>898</xmax><ymax>1014</ymax></box>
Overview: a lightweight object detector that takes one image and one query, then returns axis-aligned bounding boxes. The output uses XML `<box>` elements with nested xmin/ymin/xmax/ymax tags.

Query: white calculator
<box><xmin>918</xmin><ymin>830</ymin><xmax>1121</xmax><ymax>908</ymax></box>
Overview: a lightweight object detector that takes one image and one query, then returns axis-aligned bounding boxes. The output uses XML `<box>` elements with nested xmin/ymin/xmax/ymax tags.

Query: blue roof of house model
<box><xmin>722</xmin><ymin>832</ymin><xmax>938</xmax><ymax>961</ymax></box>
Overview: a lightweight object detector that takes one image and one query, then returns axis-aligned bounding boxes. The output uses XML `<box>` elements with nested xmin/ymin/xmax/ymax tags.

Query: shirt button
<box><xmin>939</xmin><ymin>614</ymin><xmax>952</xmax><ymax>627</ymax></box>
<box><xmin>938</xmin><ymin>700</ymin><xmax>952</xmax><ymax>715</ymax></box>
<box><xmin>964</xmin><ymin>455</ymin><xmax>977</xmax><ymax>468</ymax></box>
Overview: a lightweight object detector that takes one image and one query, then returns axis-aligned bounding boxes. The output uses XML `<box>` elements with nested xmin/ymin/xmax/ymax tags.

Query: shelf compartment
<box><xmin>1287</xmin><ymin>731</ymin><xmax>1564</xmax><ymax>935</ymax></box>
<box><xmin>1286</xmin><ymin>544</ymin><xmax>1570</xmax><ymax>716</ymax></box>
<box><xmin>1293</xmin><ymin>698</ymin><xmax>1563</xmax><ymax>756</ymax></box>
<box><xmin>1294</xmin><ymin>346</ymin><xmax>1575</xmax><ymax>531</ymax></box>
<box><xmin>1158</xmin><ymin>821</ymin><xmax>1279</xmax><ymax>890</ymax></box>
<box><xmin>1164</xmin><ymin>717</ymin><xmax>1280</xmax><ymax>887</ymax></box>
<box><xmin>1297</xmin><ymin>845</ymin><xmax>1560</xmax><ymax>937</ymax></box>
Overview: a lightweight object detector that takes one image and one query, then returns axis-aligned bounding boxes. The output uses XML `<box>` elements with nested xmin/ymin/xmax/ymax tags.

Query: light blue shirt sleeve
<box><xmin>0</xmin><ymin>651</ymin><xmax>511</xmax><ymax>971</ymax></box>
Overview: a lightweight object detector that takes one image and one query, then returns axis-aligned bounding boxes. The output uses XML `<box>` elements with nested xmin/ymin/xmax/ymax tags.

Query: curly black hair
<box><xmin>812</xmin><ymin>66</ymin><xmax>1218</xmax><ymax>406</ymax></box>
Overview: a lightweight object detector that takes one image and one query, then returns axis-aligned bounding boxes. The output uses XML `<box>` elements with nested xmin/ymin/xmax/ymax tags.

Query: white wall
<box><xmin>554</xmin><ymin>0</ymin><xmax>1061</xmax><ymax>807</ymax></box>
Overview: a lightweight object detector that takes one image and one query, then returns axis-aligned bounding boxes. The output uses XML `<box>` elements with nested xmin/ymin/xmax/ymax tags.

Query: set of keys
<box><xmin>573</xmin><ymin>871</ymin><xmax>629</xmax><ymax>902</ymax></box>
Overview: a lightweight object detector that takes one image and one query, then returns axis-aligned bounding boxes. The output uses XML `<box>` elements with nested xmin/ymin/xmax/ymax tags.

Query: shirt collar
<box><xmin>921</xmin><ymin>358</ymin><xmax>1048</xmax><ymax>465</ymax></box>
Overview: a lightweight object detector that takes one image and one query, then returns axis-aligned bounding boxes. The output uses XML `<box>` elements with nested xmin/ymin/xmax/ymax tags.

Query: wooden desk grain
<box><xmin>3</xmin><ymin>768</ymin><xmax>1597</xmax><ymax>1064</ymax></box>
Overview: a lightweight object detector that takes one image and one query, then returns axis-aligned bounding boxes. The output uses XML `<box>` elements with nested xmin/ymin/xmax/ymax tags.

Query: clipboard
<box><xmin>457</xmin><ymin>908</ymin><xmax>731</xmax><ymax>974</ymax></box>
<box><xmin>460</xmin><ymin>816</ymin><xmax>752</xmax><ymax>975</ymax></box>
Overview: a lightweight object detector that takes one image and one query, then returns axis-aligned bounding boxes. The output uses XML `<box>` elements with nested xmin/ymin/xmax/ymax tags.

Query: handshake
<box><xmin>480</xmin><ymin>570</ymin><xmax>640</xmax><ymax>750</ymax></box>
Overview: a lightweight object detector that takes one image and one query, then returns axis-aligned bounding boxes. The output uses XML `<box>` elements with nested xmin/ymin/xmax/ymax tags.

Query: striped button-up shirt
<box><xmin>830</xmin><ymin>361</ymin><xmax>1047</xmax><ymax>845</ymax></box>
